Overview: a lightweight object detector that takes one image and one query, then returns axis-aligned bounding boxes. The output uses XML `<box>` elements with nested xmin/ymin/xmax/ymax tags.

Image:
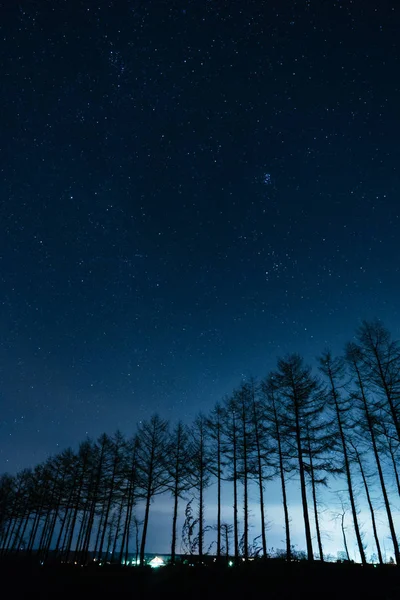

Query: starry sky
<box><xmin>1</xmin><ymin>0</ymin><xmax>400</xmax><ymax>485</ymax></box>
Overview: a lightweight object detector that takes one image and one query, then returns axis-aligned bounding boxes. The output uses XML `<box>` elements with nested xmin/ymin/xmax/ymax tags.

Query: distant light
<box><xmin>228</xmin><ymin>560</ymin><xmax>234</xmax><ymax>567</ymax></box>
<box><xmin>149</xmin><ymin>556</ymin><xmax>165</xmax><ymax>568</ymax></box>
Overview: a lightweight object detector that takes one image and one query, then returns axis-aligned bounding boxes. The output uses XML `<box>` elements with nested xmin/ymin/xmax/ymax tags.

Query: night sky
<box><xmin>1</xmin><ymin>0</ymin><xmax>400</xmax><ymax>540</ymax></box>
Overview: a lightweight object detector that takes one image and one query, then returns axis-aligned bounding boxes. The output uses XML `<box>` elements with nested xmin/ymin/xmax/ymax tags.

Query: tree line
<box><xmin>0</xmin><ymin>319</ymin><xmax>399</xmax><ymax>566</ymax></box>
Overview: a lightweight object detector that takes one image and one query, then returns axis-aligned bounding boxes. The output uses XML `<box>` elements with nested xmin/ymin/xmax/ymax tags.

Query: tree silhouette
<box><xmin>167</xmin><ymin>421</ymin><xmax>193</xmax><ymax>564</ymax></box>
<box><xmin>1</xmin><ymin>319</ymin><xmax>400</xmax><ymax>567</ymax></box>
<box><xmin>136</xmin><ymin>415</ymin><xmax>170</xmax><ymax>565</ymax></box>
<box><xmin>319</xmin><ymin>351</ymin><xmax>367</xmax><ymax>565</ymax></box>
<box><xmin>190</xmin><ymin>414</ymin><xmax>212</xmax><ymax>560</ymax></box>
<box><xmin>261</xmin><ymin>375</ymin><xmax>292</xmax><ymax>560</ymax></box>
<box><xmin>355</xmin><ymin>320</ymin><xmax>400</xmax><ymax>442</ymax></box>
<box><xmin>346</xmin><ymin>342</ymin><xmax>400</xmax><ymax>564</ymax></box>
<box><xmin>206</xmin><ymin>403</ymin><xmax>225</xmax><ymax>558</ymax></box>
<box><xmin>271</xmin><ymin>354</ymin><xmax>325</xmax><ymax>561</ymax></box>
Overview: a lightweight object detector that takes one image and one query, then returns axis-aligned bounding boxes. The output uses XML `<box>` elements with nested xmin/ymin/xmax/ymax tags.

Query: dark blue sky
<box><xmin>1</xmin><ymin>0</ymin><xmax>400</xmax><ymax>474</ymax></box>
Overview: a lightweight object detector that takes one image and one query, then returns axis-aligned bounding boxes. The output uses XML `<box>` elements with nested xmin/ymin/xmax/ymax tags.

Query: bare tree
<box><xmin>271</xmin><ymin>354</ymin><xmax>325</xmax><ymax>561</ymax></box>
<box><xmin>167</xmin><ymin>421</ymin><xmax>193</xmax><ymax>564</ymax></box>
<box><xmin>349</xmin><ymin>440</ymin><xmax>383</xmax><ymax>565</ymax></box>
<box><xmin>355</xmin><ymin>320</ymin><xmax>400</xmax><ymax>442</ymax></box>
<box><xmin>332</xmin><ymin>495</ymin><xmax>351</xmax><ymax>561</ymax></box>
<box><xmin>136</xmin><ymin>415</ymin><xmax>171</xmax><ymax>565</ymax></box>
<box><xmin>234</xmin><ymin>382</ymin><xmax>254</xmax><ymax>561</ymax></box>
<box><xmin>261</xmin><ymin>375</ymin><xmax>292</xmax><ymax>560</ymax></box>
<box><xmin>206</xmin><ymin>403</ymin><xmax>225</xmax><ymax>558</ymax></box>
<box><xmin>249</xmin><ymin>378</ymin><xmax>270</xmax><ymax>557</ymax></box>
<box><xmin>97</xmin><ymin>431</ymin><xmax>125</xmax><ymax>562</ymax></box>
<box><xmin>346</xmin><ymin>342</ymin><xmax>399</xmax><ymax>564</ymax></box>
<box><xmin>120</xmin><ymin>435</ymin><xmax>140</xmax><ymax>564</ymax></box>
<box><xmin>319</xmin><ymin>351</ymin><xmax>367</xmax><ymax>565</ymax></box>
<box><xmin>221</xmin><ymin>396</ymin><xmax>240</xmax><ymax>561</ymax></box>
<box><xmin>190</xmin><ymin>414</ymin><xmax>212</xmax><ymax>560</ymax></box>
<box><xmin>220</xmin><ymin>522</ymin><xmax>233</xmax><ymax>557</ymax></box>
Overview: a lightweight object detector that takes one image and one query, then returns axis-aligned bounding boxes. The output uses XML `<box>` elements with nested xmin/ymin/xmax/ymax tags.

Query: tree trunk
<box><xmin>140</xmin><ymin>487</ymin><xmax>152</xmax><ymax>566</ymax></box>
<box><xmin>170</xmin><ymin>482</ymin><xmax>179</xmax><ymax>564</ymax></box>
<box><xmin>354</xmin><ymin>448</ymin><xmax>383</xmax><ymax>564</ymax></box>
<box><xmin>199</xmin><ymin>458</ymin><xmax>204</xmax><ymax>559</ymax></box>
<box><xmin>338</xmin><ymin>419</ymin><xmax>366</xmax><ymax>565</ymax></box>
<box><xmin>341</xmin><ymin>512</ymin><xmax>350</xmax><ymax>561</ymax></box>
<box><xmin>242</xmin><ymin>403</ymin><xmax>249</xmax><ymax>561</ymax></box>
<box><xmin>308</xmin><ymin>438</ymin><xmax>323</xmax><ymax>561</ymax></box>
<box><xmin>253</xmin><ymin>397</ymin><xmax>267</xmax><ymax>556</ymax></box>
<box><xmin>111</xmin><ymin>498</ymin><xmax>124</xmax><ymax>563</ymax></box>
<box><xmin>374</xmin><ymin>351</ymin><xmax>400</xmax><ymax>442</ymax></box>
<box><xmin>217</xmin><ymin>427</ymin><xmax>222</xmax><ymax>558</ymax></box>
<box><xmin>275</xmin><ymin>412</ymin><xmax>290</xmax><ymax>560</ymax></box>
<box><xmin>351</xmin><ymin>360</ymin><xmax>399</xmax><ymax>564</ymax></box>
<box><xmin>294</xmin><ymin>396</ymin><xmax>313</xmax><ymax>561</ymax></box>
<box><xmin>232</xmin><ymin>413</ymin><xmax>239</xmax><ymax>562</ymax></box>
<box><xmin>388</xmin><ymin>442</ymin><xmax>400</xmax><ymax>496</ymax></box>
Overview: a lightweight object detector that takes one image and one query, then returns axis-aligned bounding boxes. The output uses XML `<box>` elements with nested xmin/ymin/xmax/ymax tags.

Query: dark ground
<box><xmin>1</xmin><ymin>559</ymin><xmax>400</xmax><ymax>600</ymax></box>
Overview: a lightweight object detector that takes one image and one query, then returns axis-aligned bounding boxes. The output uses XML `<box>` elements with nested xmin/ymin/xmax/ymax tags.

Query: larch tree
<box><xmin>249</xmin><ymin>377</ymin><xmax>270</xmax><ymax>557</ymax></box>
<box><xmin>234</xmin><ymin>382</ymin><xmax>255</xmax><ymax>561</ymax></box>
<box><xmin>346</xmin><ymin>341</ymin><xmax>400</xmax><ymax>564</ymax></box>
<box><xmin>348</xmin><ymin>440</ymin><xmax>383</xmax><ymax>565</ymax></box>
<box><xmin>97</xmin><ymin>431</ymin><xmax>126</xmax><ymax>562</ymax></box>
<box><xmin>190</xmin><ymin>413</ymin><xmax>212</xmax><ymax>560</ymax></box>
<box><xmin>120</xmin><ymin>434</ymin><xmax>140</xmax><ymax>564</ymax></box>
<box><xmin>319</xmin><ymin>350</ymin><xmax>367</xmax><ymax>565</ymax></box>
<box><xmin>261</xmin><ymin>375</ymin><xmax>292</xmax><ymax>560</ymax></box>
<box><xmin>136</xmin><ymin>414</ymin><xmax>170</xmax><ymax>566</ymax></box>
<box><xmin>355</xmin><ymin>319</ymin><xmax>400</xmax><ymax>443</ymax></box>
<box><xmin>167</xmin><ymin>421</ymin><xmax>193</xmax><ymax>564</ymax></box>
<box><xmin>221</xmin><ymin>396</ymin><xmax>240</xmax><ymax>561</ymax></box>
<box><xmin>206</xmin><ymin>403</ymin><xmax>225</xmax><ymax>558</ymax></box>
<box><xmin>271</xmin><ymin>354</ymin><xmax>326</xmax><ymax>562</ymax></box>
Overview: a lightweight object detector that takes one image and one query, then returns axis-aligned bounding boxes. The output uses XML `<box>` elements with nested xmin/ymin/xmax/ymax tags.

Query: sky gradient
<box><xmin>1</xmin><ymin>0</ymin><xmax>400</xmax><ymax>555</ymax></box>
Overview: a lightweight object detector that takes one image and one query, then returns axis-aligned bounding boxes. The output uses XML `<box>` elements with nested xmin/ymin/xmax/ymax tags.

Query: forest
<box><xmin>1</xmin><ymin>319</ymin><xmax>399</xmax><ymax>569</ymax></box>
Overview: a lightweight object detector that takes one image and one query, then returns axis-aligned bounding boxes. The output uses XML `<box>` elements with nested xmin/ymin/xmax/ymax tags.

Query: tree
<box><xmin>379</xmin><ymin>419</ymin><xmax>400</xmax><ymax>496</ymax></box>
<box><xmin>355</xmin><ymin>320</ymin><xmax>400</xmax><ymax>442</ymax></box>
<box><xmin>261</xmin><ymin>375</ymin><xmax>292</xmax><ymax>560</ymax></box>
<box><xmin>167</xmin><ymin>421</ymin><xmax>193</xmax><ymax>564</ymax></box>
<box><xmin>332</xmin><ymin>494</ymin><xmax>351</xmax><ymax>562</ymax></box>
<box><xmin>77</xmin><ymin>435</ymin><xmax>107</xmax><ymax>564</ymax></box>
<box><xmin>97</xmin><ymin>431</ymin><xmax>126</xmax><ymax>562</ymax></box>
<box><xmin>64</xmin><ymin>440</ymin><xmax>93</xmax><ymax>563</ymax></box>
<box><xmin>349</xmin><ymin>440</ymin><xmax>383</xmax><ymax>565</ymax></box>
<box><xmin>136</xmin><ymin>415</ymin><xmax>170</xmax><ymax>566</ymax></box>
<box><xmin>119</xmin><ymin>435</ymin><xmax>140</xmax><ymax>564</ymax></box>
<box><xmin>346</xmin><ymin>342</ymin><xmax>400</xmax><ymax>564</ymax></box>
<box><xmin>249</xmin><ymin>378</ymin><xmax>270</xmax><ymax>557</ymax></box>
<box><xmin>303</xmin><ymin>421</ymin><xmax>332</xmax><ymax>561</ymax></box>
<box><xmin>319</xmin><ymin>351</ymin><xmax>367</xmax><ymax>565</ymax></box>
<box><xmin>271</xmin><ymin>354</ymin><xmax>326</xmax><ymax>561</ymax></box>
<box><xmin>206</xmin><ymin>403</ymin><xmax>225</xmax><ymax>558</ymax></box>
<box><xmin>233</xmin><ymin>382</ymin><xmax>255</xmax><ymax>561</ymax></box>
<box><xmin>190</xmin><ymin>414</ymin><xmax>212</xmax><ymax>560</ymax></box>
<box><xmin>221</xmin><ymin>396</ymin><xmax>240</xmax><ymax>561</ymax></box>
<box><xmin>220</xmin><ymin>522</ymin><xmax>233</xmax><ymax>557</ymax></box>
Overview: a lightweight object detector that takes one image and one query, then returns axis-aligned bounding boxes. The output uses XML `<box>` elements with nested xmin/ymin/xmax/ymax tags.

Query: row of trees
<box><xmin>0</xmin><ymin>320</ymin><xmax>399</xmax><ymax>565</ymax></box>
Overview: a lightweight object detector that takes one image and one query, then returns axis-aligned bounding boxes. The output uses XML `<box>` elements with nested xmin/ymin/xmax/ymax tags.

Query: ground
<box><xmin>1</xmin><ymin>559</ymin><xmax>399</xmax><ymax>600</ymax></box>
